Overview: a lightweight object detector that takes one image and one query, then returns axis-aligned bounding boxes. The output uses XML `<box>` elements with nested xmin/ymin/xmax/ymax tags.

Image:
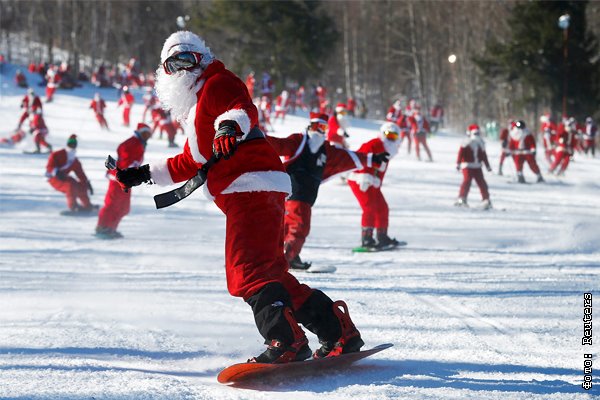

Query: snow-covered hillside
<box><xmin>0</xmin><ymin>65</ymin><xmax>598</xmax><ymax>399</ymax></box>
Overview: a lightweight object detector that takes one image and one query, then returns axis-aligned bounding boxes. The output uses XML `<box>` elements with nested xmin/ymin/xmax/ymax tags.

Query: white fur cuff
<box><xmin>214</xmin><ymin>108</ymin><xmax>251</xmax><ymax>138</ymax></box>
<box><xmin>150</xmin><ymin>161</ymin><xmax>175</xmax><ymax>186</ymax></box>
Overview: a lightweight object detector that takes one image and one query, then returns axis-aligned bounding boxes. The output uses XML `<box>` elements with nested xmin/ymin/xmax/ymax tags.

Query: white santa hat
<box><xmin>160</xmin><ymin>31</ymin><xmax>214</xmax><ymax>68</ymax></box>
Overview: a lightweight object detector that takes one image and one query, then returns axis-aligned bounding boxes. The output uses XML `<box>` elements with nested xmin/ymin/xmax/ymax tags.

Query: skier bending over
<box><xmin>266</xmin><ymin>112</ymin><xmax>389</xmax><ymax>269</ymax></box>
<box><xmin>114</xmin><ymin>31</ymin><xmax>364</xmax><ymax>363</ymax></box>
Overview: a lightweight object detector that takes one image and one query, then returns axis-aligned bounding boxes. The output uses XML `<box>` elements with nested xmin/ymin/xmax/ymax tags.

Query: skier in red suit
<box><xmin>45</xmin><ymin>135</ymin><xmax>94</xmax><ymax>212</ymax></box>
<box><xmin>549</xmin><ymin>118</ymin><xmax>578</xmax><ymax>176</ymax></box>
<box><xmin>407</xmin><ymin>110</ymin><xmax>433</xmax><ymax>161</ymax></box>
<box><xmin>90</xmin><ymin>93</ymin><xmax>109</xmax><ymax>130</ymax></box>
<box><xmin>113</xmin><ymin>31</ymin><xmax>363</xmax><ymax>364</ymax></box>
<box><xmin>582</xmin><ymin>117</ymin><xmax>597</xmax><ymax>157</ymax></box>
<box><xmin>151</xmin><ymin>108</ymin><xmax>178</xmax><ymax>147</ymax></box>
<box><xmin>95</xmin><ymin>123</ymin><xmax>152</xmax><ymax>239</ymax></box>
<box><xmin>0</xmin><ymin>129</ymin><xmax>27</xmax><ymax>147</ymax></box>
<box><xmin>497</xmin><ymin>120</ymin><xmax>514</xmax><ymax>175</ymax></box>
<box><xmin>245</xmin><ymin>71</ymin><xmax>255</xmax><ymax>98</ymax></box>
<box><xmin>327</xmin><ymin>103</ymin><xmax>350</xmax><ymax>148</ymax></box>
<box><xmin>455</xmin><ymin>124</ymin><xmax>492</xmax><ymax>209</ymax></box>
<box><xmin>117</xmin><ymin>86</ymin><xmax>135</xmax><ymax>127</ymax></box>
<box><xmin>347</xmin><ymin>122</ymin><xmax>402</xmax><ymax>249</ymax></box>
<box><xmin>17</xmin><ymin>88</ymin><xmax>43</xmax><ymax>129</ymax></box>
<box><xmin>29</xmin><ymin>110</ymin><xmax>52</xmax><ymax>153</ymax></box>
<box><xmin>508</xmin><ymin>120</ymin><xmax>544</xmax><ymax>183</ymax></box>
<box><xmin>539</xmin><ymin>114</ymin><xmax>556</xmax><ymax>164</ymax></box>
<box><xmin>45</xmin><ymin>66</ymin><xmax>61</xmax><ymax>103</ymax></box>
<box><xmin>273</xmin><ymin>90</ymin><xmax>290</xmax><ymax>122</ymax></box>
<box><xmin>15</xmin><ymin>69</ymin><xmax>28</xmax><ymax>88</ymax></box>
<box><xmin>266</xmin><ymin>112</ymin><xmax>387</xmax><ymax>269</ymax></box>
<box><xmin>141</xmin><ymin>87</ymin><xmax>158</xmax><ymax>123</ymax></box>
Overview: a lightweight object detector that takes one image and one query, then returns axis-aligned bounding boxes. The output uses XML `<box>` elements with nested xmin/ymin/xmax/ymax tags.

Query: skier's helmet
<box><xmin>308</xmin><ymin>112</ymin><xmax>328</xmax><ymax>134</ymax></box>
<box><xmin>160</xmin><ymin>31</ymin><xmax>214</xmax><ymax>75</ymax></box>
<box><xmin>380</xmin><ymin>121</ymin><xmax>401</xmax><ymax>141</ymax></box>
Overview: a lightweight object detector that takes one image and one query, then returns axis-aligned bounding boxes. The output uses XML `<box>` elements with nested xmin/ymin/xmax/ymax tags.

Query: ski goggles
<box><xmin>309</xmin><ymin>121</ymin><xmax>328</xmax><ymax>133</ymax></box>
<box><xmin>163</xmin><ymin>51</ymin><xmax>203</xmax><ymax>75</ymax></box>
<box><xmin>383</xmin><ymin>130</ymin><xmax>400</xmax><ymax>141</ymax></box>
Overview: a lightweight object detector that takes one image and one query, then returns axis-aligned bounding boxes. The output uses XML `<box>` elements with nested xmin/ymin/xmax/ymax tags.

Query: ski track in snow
<box><xmin>0</xmin><ymin>65</ymin><xmax>598</xmax><ymax>399</ymax></box>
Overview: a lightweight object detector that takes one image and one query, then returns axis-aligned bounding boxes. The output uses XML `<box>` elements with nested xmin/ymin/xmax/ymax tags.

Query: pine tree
<box><xmin>477</xmin><ymin>0</ymin><xmax>599</xmax><ymax>120</ymax></box>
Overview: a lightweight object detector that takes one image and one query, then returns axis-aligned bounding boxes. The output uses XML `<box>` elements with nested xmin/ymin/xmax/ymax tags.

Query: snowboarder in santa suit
<box><xmin>327</xmin><ymin>103</ymin><xmax>350</xmax><ymax>148</ymax></box>
<box><xmin>273</xmin><ymin>89</ymin><xmax>290</xmax><ymax>122</ymax></box>
<box><xmin>45</xmin><ymin>65</ymin><xmax>61</xmax><ymax>103</ymax></box>
<box><xmin>407</xmin><ymin>109</ymin><xmax>433</xmax><ymax>161</ymax></box>
<box><xmin>508</xmin><ymin>120</ymin><xmax>544</xmax><ymax>183</ymax></box>
<box><xmin>141</xmin><ymin>87</ymin><xmax>158</xmax><ymax>123</ymax></box>
<box><xmin>266</xmin><ymin>112</ymin><xmax>389</xmax><ymax>270</ymax></box>
<box><xmin>17</xmin><ymin>88</ymin><xmax>42</xmax><ymax>130</ymax></box>
<box><xmin>117</xmin><ymin>86</ymin><xmax>135</xmax><ymax>127</ymax></box>
<box><xmin>347</xmin><ymin>122</ymin><xmax>402</xmax><ymax>249</ymax></box>
<box><xmin>497</xmin><ymin>120</ymin><xmax>513</xmax><ymax>175</ymax></box>
<box><xmin>45</xmin><ymin>134</ymin><xmax>95</xmax><ymax>212</ymax></box>
<box><xmin>548</xmin><ymin>117</ymin><xmax>578</xmax><ymax>176</ymax></box>
<box><xmin>95</xmin><ymin>123</ymin><xmax>152</xmax><ymax>239</ymax></box>
<box><xmin>113</xmin><ymin>31</ymin><xmax>364</xmax><ymax>363</ymax></box>
<box><xmin>454</xmin><ymin>124</ymin><xmax>492</xmax><ymax>209</ymax></box>
<box><xmin>29</xmin><ymin>109</ymin><xmax>52</xmax><ymax>153</ymax></box>
<box><xmin>582</xmin><ymin>117</ymin><xmax>597</xmax><ymax>157</ymax></box>
<box><xmin>539</xmin><ymin>114</ymin><xmax>556</xmax><ymax>164</ymax></box>
<box><xmin>90</xmin><ymin>93</ymin><xmax>109</xmax><ymax>130</ymax></box>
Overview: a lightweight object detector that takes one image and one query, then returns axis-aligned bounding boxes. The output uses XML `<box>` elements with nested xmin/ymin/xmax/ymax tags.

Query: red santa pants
<box><xmin>46</xmin><ymin>86</ymin><xmax>56</xmax><ymax>102</ymax></box>
<box><xmin>33</xmin><ymin>130</ymin><xmax>51</xmax><ymax>150</ymax></box>
<box><xmin>458</xmin><ymin>168</ymin><xmax>489</xmax><ymax>201</ymax></box>
<box><xmin>97</xmin><ymin>180</ymin><xmax>131</xmax><ymax>230</ymax></box>
<box><xmin>283</xmin><ymin>200</ymin><xmax>312</xmax><ymax>262</ymax></box>
<box><xmin>549</xmin><ymin>150</ymin><xmax>571</xmax><ymax>173</ymax></box>
<box><xmin>401</xmin><ymin>131</ymin><xmax>411</xmax><ymax>153</ymax></box>
<box><xmin>348</xmin><ymin>180</ymin><xmax>389</xmax><ymax>229</ymax></box>
<box><xmin>162</xmin><ymin>124</ymin><xmax>177</xmax><ymax>144</ymax></box>
<box><xmin>122</xmin><ymin>107</ymin><xmax>131</xmax><ymax>126</ymax></box>
<box><xmin>95</xmin><ymin>113</ymin><xmax>108</xmax><ymax>129</ymax></box>
<box><xmin>214</xmin><ymin>191</ymin><xmax>313</xmax><ymax>310</ymax></box>
<box><xmin>512</xmin><ymin>154</ymin><xmax>541</xmax><ymax>174</ymax></box>
<box><xmin>49</xmin><ymin>177</ymin><xmax>92</xmax><ymax>210</ymax></box>
<box><xmin>414</xmin><ymin>133</ymin><xmax>432</xmax><ymax>161</ymax></box>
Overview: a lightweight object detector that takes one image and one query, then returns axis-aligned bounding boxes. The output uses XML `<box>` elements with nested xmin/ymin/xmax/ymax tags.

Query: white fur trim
<box><xmin>214</xmin><ymin>108</ymin><xmax>251</xmax><ymax>138</ymax></box>
<box><xmin>150</xmin><ymin>161</ymin><xmax>175</xmax><ymax>186</ymax></box>
<box><xmin>367</xmin><ymin>153</ymin><xmax>373</xmax><ymax>168</ymax></box>
<box><xmin>185</xmin><ymin>103</ymin><xmax>208</xmax><ymax>164</ymax></box>
<box><xmin>220</xmin><ymin>171</ymin><xmax>291</xmax><ymax>195</ymax></box>
<box><xmin>345</xmin><ymin>149</ymin><xmax>363</xmax><ymax>169</ymax></box>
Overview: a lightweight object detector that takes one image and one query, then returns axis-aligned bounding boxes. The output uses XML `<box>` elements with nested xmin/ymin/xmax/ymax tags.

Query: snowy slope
<box><xmin>0</xmin><ymin>65</ymin><xmax>598</xmax><ymax>399</ymax></box>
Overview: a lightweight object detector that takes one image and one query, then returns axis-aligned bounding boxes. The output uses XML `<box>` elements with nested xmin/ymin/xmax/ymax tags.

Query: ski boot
<box><xmin>313</xmin><ymin>301</ymin><xmax>364</xmax><ymax>358</ymax></box>
<box><xmin>481</xmin><ymin>199</ymin><xmax>492</xmax><ymax>210</ymax></box>
<box><xmin>376</xmin><ymin>228</ymin><xmax>400</xmax><ymax>248</ymax></box>
<box><xmin>536</xmin><ymin>174</ymin><xmax>545</xmax><ymax>183</ymax></box>
<box><xmin>361</xmin><ymin>227</ymin><xmax>377</xmax><ymax>249</ymax></box>
<box><xmin>95</xmin><ymin>226</ymin><xmax>124</xmax><ymax>239</ymax></box>
<box><xmin>454</xmin><ymin>197</ymin><xmax>468</xmax><ymax>207</ymax></box>
<box><xmin>517</xmin><ymin>173</ymin><xmax>526</xmax><ymax>184</ymax></box>
<box><xmin>249</xmin><ymin>308</ymin><xmax>311</xmax><ymax>364</ymax></box>
<box><xmin>289</xmin><ymin>254</ymin><xmax>312</xmax><ymax>270</ymax></box>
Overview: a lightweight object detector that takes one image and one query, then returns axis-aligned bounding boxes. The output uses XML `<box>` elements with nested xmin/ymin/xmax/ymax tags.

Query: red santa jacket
<box><xmin>149</xmin><ymin>60</ymin><xmax>289</xmax><ymax>197</ymax></box>
<box><xmin>347</xmin><ymin>137</ymin><xmax>396</xmax><ymax>191</ymax></box>
<box><xmin>386</xmin><ymin>105</ymin><xmax>403</xmax><ymax>123</ymax></box>
<box><xmin>275</xmin><ymin>93</ymin><xmax>290</xmax><ymax>111</ymax></box>
<box><xmin>408</xmin><ymin>115</ymin><xmax>430</xmax><ymax>135</ymax></box>
<box><xmin>107</xmin><ymin>134</ymin><xmax>146</xmax><ymax>181</ymax></box>
<box><xmin>30</xmin><ymin>113</ymin><xmax>48</xmax><ymax>132</ymax></box>
<box><xmin>327</xmin><ymin>114</ymin><xmax>346</xmax><ymax>145</ymax></box>
<box><xmin>554</xmin><ymin>124</ymin><xmax>577</xmax><ymax>154</ymax></box>
<box><xmin>90</xmin><ymin>99</ymin><xmax>106</xmax><ymax>115</ymax></box>
<box><xmin>456</xmin><ymin>137</ymin><xmax>490</xmax><ymax>170</ymax></box>
<box><xmin>508</xmin><ymin>128</ymin><xmax>537</xmax><ymax>155</ymax></box>
<box><xmin>118</xmin><ymin>92</ymin><xmax>135</xmax><ymax>108</ymax></box>
<box><xmin>46</xmin><ymin>148</ymin><xmax>88</xmax><ymax>182</ymax></box>
<box><xmin>21</xmin><ymin>94</ymin><xmax>43</xmax><ymax>114</ymax></box>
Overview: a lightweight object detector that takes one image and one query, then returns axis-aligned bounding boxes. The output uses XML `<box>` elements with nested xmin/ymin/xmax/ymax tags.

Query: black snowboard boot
<box><xmin>361</xmin><ymin>227</ymin><xmax>377</xmax><ymax>249</ymax></box>
<box><xmin>289</xmin><ymin>254</ymin><xmax>312</xmax><ymax>270</ymax></box>
<box><xmin>376</xmin><ymin>228</ymin><xmax>399</xmax><ymax>248</ymax></box>
<box><xmin>247</xmin><ymin>282</ymin><xmax>311</xmax><ymax>364</ymax></box>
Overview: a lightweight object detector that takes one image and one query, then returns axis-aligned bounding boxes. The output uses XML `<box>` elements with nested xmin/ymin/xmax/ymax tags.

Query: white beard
<box><xmin>383</xmin><ymin>138</ymin><xmax>400</xmax><ymax>157</ymax></box>
<box><xmin>155</xmin><ymin>66</ymin><xmax>201</xmax><ymax>123</ymax></box>
<box><xmin>307</xmin><ymin>131</ymin><xmax>325</xmax><ymax>153</ymax></box>
<box><xmin>337</xmin><ymin>114</ymin><xmax>349</xmax><ymax>129</ymax></box>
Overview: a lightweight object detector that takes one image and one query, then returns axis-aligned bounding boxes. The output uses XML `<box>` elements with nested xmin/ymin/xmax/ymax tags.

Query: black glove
<box><xmin>87</xmin><ymin>181</ymin><xmax>94</xmax><ymax>195</ymax></box>
<box><xmin>116</xmin><ymin>164</ymin><xmax>152</xmax><ymax>190</ymax></box>
<box><xmin>456</xmin><ymin>165</ymin><xmax>461</xmax><ymax>171</ymax></box>
<box><xmin>372</xmin><ymin>152</ymin><xmax>390</xmax><ymax>165</ymax></box>
<box><xmin>213</xmin><ymin>121</ymin><xmax>242</xmax><ymax>160</ymax></box>
<box><xmin>56</xmin><ymin>170</ymin><xmax>68</xmax><ymax>181</ymax></box>
<box><xmin>343</xmin><ymin>131</ymin><xmax>350</xmax><ymax>138</ymax></box>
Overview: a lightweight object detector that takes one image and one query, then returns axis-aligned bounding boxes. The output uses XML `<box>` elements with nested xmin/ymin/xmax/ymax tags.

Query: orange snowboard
<box><xmin>217</xmin><ymin>343</ymin><xmax>393</xmax><ymax>384</ymax></box>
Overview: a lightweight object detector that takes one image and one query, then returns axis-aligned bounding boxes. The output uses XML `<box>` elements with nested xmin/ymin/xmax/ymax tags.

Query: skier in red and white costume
<box><xmin>15</xmin><ymin>69</ymin><xmax>28</xmax><ymax>88</ymax></box>
<box><xmin>0</xmin><ymin>129</ymin><xmax>27</xmax><ymax>147</ymax></box>
<box><xmin>539</xmin><ymin>113</ymin><xmax>557</xmax><ymax>164</ymax></box>
<box><xmin>151</xmin><ymin>107</ymin><xmax>179</xmax><ymax>147</ymax></box>
<box><xmin>429</xmin><ymin>103</ymin><xmax>444</xmax><ymax>133</ymax></box>
<box><xmin>29</xmin><ymin>109</ymin><xmax>52</xmax><ymax>153</ymax></box>
<box><xmin>327</xmin><ymin>103</ymin><xmax>350</xmax><ymax>148</ymax></box>
<box><xmin>113</xmin><ymin>31</ymin><xmax>363</xmax><ymax>364</ymax></box>
<box><xmin>407</xmin><ymin>110</ymin><xmax>433</xmax><ymax>161</ymax></box>
<box><xmin>273</xmin><ymin>90</ymin><xmax>290</xmax><ymax>122</ymax></box>
<box><xmin>455</xmin><ymin>124</ymin><xmax>492</xmax><ymax>209</ymax></box>
<box><xmin>582</xmin><ymin>117</ymin><xmax>597</xmax><ymax>157</ymax></box>
<box><xmin>245</xmin><ymin>71</ymin><xmax>255</xmax><ymax>98</ymax></box>
<box><xmin>296</xmin><ymin>86</ymin><xmax>306</xmax><ymax>111</ymax></box>
<box><xmin>508</xmin><ymin>120</ymin><xmax>544</xmax><ymax>183</ymax></box>
<box><xmin>549</xmin><ymin>118</ymin><xmax>578</xmax><ymax>176</ymax></box>
<box><xmin>141</xmin><ymin>87</ymin><xmax>158</xmax><ymax>123</ymax></box>
<box><xmin>347</xmin><ymin>122</ymin><xmax>402</xmax><ymax>249</ymax></box>
<box><xmin>46</xmin><ymin>135</ymin><xmax>94</xmax><ymax>212</ymax></box>
<box><xmin>90</xmin><ymin>93</ymin><xmax>109</xmax><ymax>130</ymax></box>
<box><xmin>17</xmin><ymin>88</ymin><xmax>43</xmax><ymax>129</ymax></box>
<box><xmin>497</xmin><ymin>120</ymin><xmax>514</xmax><ymax>175</ymax></box>
<box><xmin>95</xmin><ymin>123</ymin><xmax>152</xmax><ymax>239</ymax></box>
<box><xmin>386</xmin><ymin>100</ymin><xmax>411</xmax><ymax>154</ymax></box>
<box><xmin>45</xmin><ymin>66</ymin><xmax>61</xmax><ymax>103</ymax></box>
<box><xmin>117</xmin><ymin>86</ymin><xmax>135</xmax><ymax>127</ymax></box>
<box><xmin>266</xmin><ymin>112</ymin><xmax>386</xmax><ymax>269</ymax></box>
<box><xmin>386</xmin><ymin>100</ymin><xmax>403</xmax><ymax>123</ymax></box>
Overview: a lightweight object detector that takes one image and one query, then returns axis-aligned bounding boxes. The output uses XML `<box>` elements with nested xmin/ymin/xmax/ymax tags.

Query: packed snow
<box><xmin>0</xmin><ymin>65</ymin><xmax>598</xmax><ymax>399</ymax></box>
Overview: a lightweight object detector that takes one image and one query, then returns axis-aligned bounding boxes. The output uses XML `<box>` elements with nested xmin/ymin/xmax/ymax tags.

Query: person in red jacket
<box><xmin>266</xmin><ymin>112</ymin><xmax>387</xmax><ymax>269</ymax></box>
<box><xmin>455</xmin><ymin>124</ymin><xmax>492</xmax><ymax>209</ymax></box>
<box><xmin>497</xmin><ymin>120</ymin><xmax>514</xmax><ymax>175</ymax></box>
<box><xmin>347</xmin><ymin>122</ymin><xmax>402</xmax><ymax>249</ymax></box>
<box><xmin>90</xmin><ymin>93</ymin><xmax>109</xmax><ymax>130</ymax></box>
<box><xmin>46</xmin><ymin>135</ymin><xmax>95</xmax><ymax>212</ymax></box>
<box><xmin>0</xmin><ymin>129</ymin><xmax>27</xmax><ymax>147</ymax></box>
<box><xmin>113</xmin><ymin>31</ymin><xmax>363</xmax><ymax>364</ymax></box>
<box><xmin>273</xmin><ymin>90</ymin><xmax>290</xmax><ymax>122</ymax></box>
<box><xmin>407</xmin><ymin>110</ymin><xmax>433</xmax><ymax>161</ymax></box>
<box><xmin>29</xmin><ymin>109</ymin><xmax>52</xmax><ymax>153</ymax></box>
<box><xmin>17</xmin><ymin>88</ymin><xmax>43</xmax><ymax>129</ymax></box>
<box><xmin>45</xmin><ymin>66</ymin><xmax>61</xmax><ymax>103</ymax></box>
<box><xmin>95</xmin><ymin>123</ymin><xmax>152</xmax><ymax>239</ymax></box>
<box><xmin>327</xmin><ymin>103</ymin><xmax>350</xmax><ymax>148</ymax></box>
<box><xmin>245</xmin><ymin>71</ymin><xmax>255</xmax><ymax>98</ymax></box>
<box><xmin>508</xmin><ymin>120</ymin><xmax>544</xmax><ymax>183</ymax></box>
<box><xmin>429</xmin><ymin>103</ymin><xmax>444</xmax><ymax>133</ymax></box>
<box><xmin>117</xmin><ymin>86</ymin><xmax>135</xmax><ymax>127</ymax></box>
<box><xmin>582</xmin><ymin>117</ymin><xmax>597</xmax><ymax>157</ymax></box>
<box><xmin>539</xmin><ymin>114</ymin><xmax>557</xmax><ymax>164</ymax></box>
<box><xmin>15</xmin><ymin>69</ymin><xmax>28</xmax><ymax>88</ymax></box>
<box><xmin>151</xmin><ymin>107</ymin><xmax>178</xmax><ymax>147</ymax></box>
<box><xmin>549</xmin><ymin>117</ymin><xmax>578</xmax><ymax>176</ymax></box>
